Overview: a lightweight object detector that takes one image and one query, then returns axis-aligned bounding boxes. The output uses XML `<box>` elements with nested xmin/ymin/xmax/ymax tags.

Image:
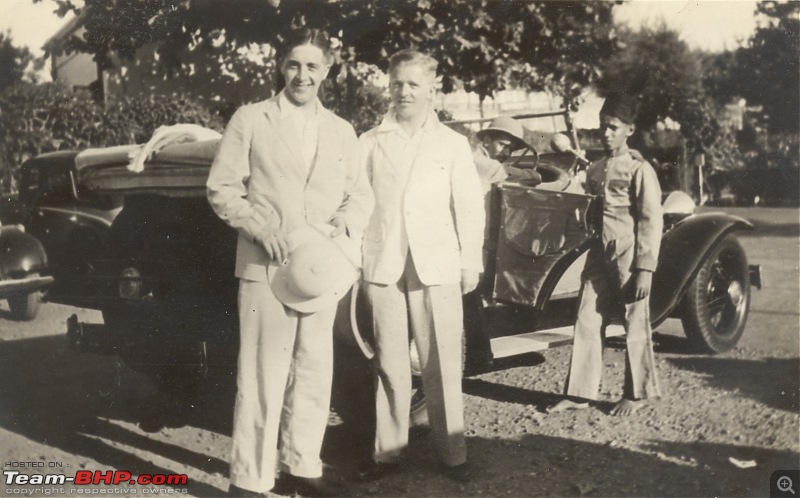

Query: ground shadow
<box><xmin>0</xmin><ymin>334</ymin><xmax>230</xmax><ymax>496</ymax></box>
<box><xmin>606</xmin><ymin>332</ymin><xmax>700</xmax><ymax>355</ymax></box>
<box><xmin>668</xmin><ymin>356</ymin><xmax>799</xmax><ymax>412</ymax></box>
<box><xmin>462</xmin><ymin>377</ymin><xmax>560</xmax><ymax>411</ymax></box>
<box><xmin>489</xmin><ymin>351</ymin><xmax>547</xmax><ymax>371</ymax></box>
<box><xmin>0</xmin><ymin>333</ymin><xmax>382</xmax><ymax>496</ymax></box>
<box><xmin>337</xmin><ymin>430</ymin><xmax>800</xmax><ymax>497</ymax></box>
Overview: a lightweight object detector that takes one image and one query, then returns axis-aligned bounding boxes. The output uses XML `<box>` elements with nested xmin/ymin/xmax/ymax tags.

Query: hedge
<box><xmin>0</xmin><ymin>82</ymin><xmax>223</xmax><ymax>191</ymax></box>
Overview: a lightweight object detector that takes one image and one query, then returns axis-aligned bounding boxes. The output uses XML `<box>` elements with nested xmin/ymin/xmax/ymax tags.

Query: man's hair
<box><xmin>388</xmin><ymin>49</ymin><xmax>438</xmax><ymax>78</ymax></box>
<box><xmin>280</xmin><ymin>27</ymin><xmax>334</xmax><ymax>63</ymax></box>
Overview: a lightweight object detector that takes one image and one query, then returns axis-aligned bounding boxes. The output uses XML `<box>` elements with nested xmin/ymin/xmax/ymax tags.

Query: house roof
<box><xmin>43</xmin><ymin>7</ymin><xmax>87</xmax><ymax>50</ymax></box>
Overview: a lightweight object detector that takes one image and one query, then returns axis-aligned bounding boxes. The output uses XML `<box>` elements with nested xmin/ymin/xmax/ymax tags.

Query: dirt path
<box><xmin>1</xmin><ymin>207</ymin><xmax>798</xmax><ymax>497</ymax></box>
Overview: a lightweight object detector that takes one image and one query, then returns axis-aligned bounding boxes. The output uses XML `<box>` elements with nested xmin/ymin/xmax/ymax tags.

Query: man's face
<box><xmin>389</xmin><ymin>63</ymin><xmax>435</xmax><ymax>121</ymax></box>
<box><xmin>280</xmin><ymin>44</ymin><xmax>330</xmax><ymax>107</ymax></box>
<box><xmin>483</xmin><ymin>135</ymin><xmax>515</xmax><ymax>162</ymax></box>
<box><xmin>600</xmin><ymin>115</ymin><xmax>634</xmax><ymax>153</ymax></box>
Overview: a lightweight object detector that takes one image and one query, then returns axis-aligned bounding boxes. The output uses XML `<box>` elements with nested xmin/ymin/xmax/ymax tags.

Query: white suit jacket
<box><xmin>360</xmin><ymin>111</ymin><xmax>485</xmax><ymax>286</ymax></box>
<box><xmin>207</xmin><ymin>95</ymin><xmax>374</xmax><ymax>282</ymax></box>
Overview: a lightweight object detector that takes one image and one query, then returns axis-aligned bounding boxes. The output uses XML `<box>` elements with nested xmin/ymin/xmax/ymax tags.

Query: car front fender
<box><xmin>0</xmin><ymin>226</ymin><xmax>52</xmax><ymax>298</ymax></box>
<box><xmin>0</xmin><ymin>226</ymin><xmax>49</xmax><ymax>277</ymax></box>
<box><xmin>650</xmin><ymin>212</ymin><xmax>754</xmax><ymax>326</ymax></box>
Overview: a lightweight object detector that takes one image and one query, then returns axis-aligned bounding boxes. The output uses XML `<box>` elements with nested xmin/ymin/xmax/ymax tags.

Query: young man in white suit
<box><xmin>206</xmin><ymin>28</ymin><xmax>373</xmax><ymax>498</ymax></box>
<box><xmin>357</xmin><ymin>49</ymin><xmax>485</xmax><ymax>483</ymax></box>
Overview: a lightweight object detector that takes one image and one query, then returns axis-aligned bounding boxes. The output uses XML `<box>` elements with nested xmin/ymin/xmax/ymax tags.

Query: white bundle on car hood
<box><xmin>127</xmin><ymin>124</ymin><xmax>221</xmax><ymax>173</ymax></box>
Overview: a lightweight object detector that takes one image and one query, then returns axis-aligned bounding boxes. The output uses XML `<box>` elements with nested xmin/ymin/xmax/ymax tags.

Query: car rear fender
<box><xmin>650</xmin><ymin>212</ymin><xmax>753</xmax><ymax>326</ymax></box>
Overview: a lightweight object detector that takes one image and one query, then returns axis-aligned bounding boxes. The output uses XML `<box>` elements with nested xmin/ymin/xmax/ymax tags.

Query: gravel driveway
<box><xmin>1</xmin><ymin>206</ymin><xmax>797</xmax><ymax>497</ymax></box>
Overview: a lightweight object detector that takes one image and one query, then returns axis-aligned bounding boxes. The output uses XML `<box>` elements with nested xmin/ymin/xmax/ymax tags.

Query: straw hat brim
<box><xmin>475</xmin><ymin>127</ymin><xmax>529</xmax><ymax>151</ymax></box>
<box><xmin>270</xmin><ymin>224</ymin><xmax>361</xmax><ymax>313</ymax></box>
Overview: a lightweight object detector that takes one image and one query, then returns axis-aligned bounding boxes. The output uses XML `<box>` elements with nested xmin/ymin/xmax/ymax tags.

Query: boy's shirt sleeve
<box><xmin>633</xmin><ymin>159</ymin><xmax>663</xmax><ymax>272</ymax></box>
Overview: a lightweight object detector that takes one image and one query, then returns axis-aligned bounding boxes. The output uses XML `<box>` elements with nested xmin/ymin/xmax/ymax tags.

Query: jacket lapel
<box><xmin>262</xmin><ymin>98</ymin><xmax>306</xmax><ymax>179</ymax></box>
<box><xmin>403</xmin><ymin>113</ymin><xmax>441</xmax><ymax>183</ymax></box>
<box><xmin>305</xmin><ymin>110</ymin><xmax>335</xmax><ymax>185</ymax></box>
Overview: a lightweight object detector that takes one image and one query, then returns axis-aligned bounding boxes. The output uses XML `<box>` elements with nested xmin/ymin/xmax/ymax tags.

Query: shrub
<box><xmin>0</xmin><ymin>82</ymin><xmax>222</xmax><ymax>191</ymax></box>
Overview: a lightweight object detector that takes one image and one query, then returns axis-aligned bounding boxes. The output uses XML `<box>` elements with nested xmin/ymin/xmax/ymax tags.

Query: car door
<box><xmin>489</xmin><ymin>184</ymin><xmax>598</xmax><ymax>309</ymax></box>
<box><xmin>22</xmin><ymin>160</ymin><xmax>79</xmax><ymax>270</ymax></box>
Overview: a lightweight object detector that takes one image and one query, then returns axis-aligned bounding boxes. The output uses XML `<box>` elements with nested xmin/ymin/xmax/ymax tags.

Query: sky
<box><xmin>0</xmin><ymin>0</ymin><xmax>75</xmax><ymax>58</ymax></box>
<box><xmin>614</xmin><ymin>0</ymin><xmax>760</xmax><ymax>52</ymax></box>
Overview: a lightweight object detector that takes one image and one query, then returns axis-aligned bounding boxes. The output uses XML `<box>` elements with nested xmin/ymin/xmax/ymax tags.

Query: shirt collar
<box><xmin>377</xmin><ymin>107</ymin><xmax>441</xmax><ymax>134</ymax></box>
<box><xmin>609</xmin><ymin>144</ymin><xmax>630</xmax><ymax>158</ymax></box>
<box><xmin>277</xmin><ymin>91</ymin><xmax>322</xmax><ymax>120</ymax></box>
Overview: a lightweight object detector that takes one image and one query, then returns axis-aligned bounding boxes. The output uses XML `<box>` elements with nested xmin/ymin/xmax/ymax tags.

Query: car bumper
<box><xmin>749</xmin><ymin>264</ymin><xmax>762</xmax><ymax>290</ymax></box>
<box><xmin>0</xmin><ymin>274</ymin><xmax>54</xmax><ymax>298</ymax></box>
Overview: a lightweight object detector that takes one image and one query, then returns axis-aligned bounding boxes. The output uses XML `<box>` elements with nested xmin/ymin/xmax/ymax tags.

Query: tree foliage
<box><xmin>597</xmin><ymin>24</ymin><xmax>703</xmax><ymax>131</ymax></box>
<box><xmin>596</xmin><ymin>23</ymin><xmax>744</xmax><ymax>172</ymax></box>
<box><xmin>702</xmin><ymin>1</ymin><xmax>798</xmax><ymax>133</ymax></box>
<box><xmin>0</xmin><ymin>82</ymin><xmax>222</xmax><ymax>183</ymax></box>
<box><xmin>0</xmin><ymin>32</ymin><xmax>35</xmax><ymax>93</ymax></box>
<box><xmin>735</xmin><ymin>1</ymin><xmax>799</xmax><ymax>133</ymax></box>
<box><xmin>46</xmin><ymin>0</ymin><xmax>618</xmax><ymax>107</ymax></box>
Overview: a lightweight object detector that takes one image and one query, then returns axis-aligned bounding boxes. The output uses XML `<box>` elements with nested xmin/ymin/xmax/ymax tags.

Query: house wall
<box><xmin>49</xmin><ymin>26</ymin><xmax>97</xmax><ymax>90</ymax></box>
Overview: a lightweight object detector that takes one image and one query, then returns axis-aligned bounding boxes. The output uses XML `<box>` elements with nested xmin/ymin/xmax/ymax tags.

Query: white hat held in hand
<box><xmin>271</xmin><ymin>223</ymin><xmax>361</xmax><ymax>313</ymax></box>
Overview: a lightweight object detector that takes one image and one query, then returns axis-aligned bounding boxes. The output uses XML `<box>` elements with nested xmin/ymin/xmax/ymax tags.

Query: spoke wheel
<box><xmin>681</xmin><ymin>235</ymin><xmax>750</xmax><ymax>353</ymax></box>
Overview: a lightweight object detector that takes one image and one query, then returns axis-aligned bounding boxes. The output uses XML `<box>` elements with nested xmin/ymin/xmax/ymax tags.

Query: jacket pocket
<box><xmin>605</xmin><ymin>178</ymin><xmax>631</xmax><ymax>207</ymax></box>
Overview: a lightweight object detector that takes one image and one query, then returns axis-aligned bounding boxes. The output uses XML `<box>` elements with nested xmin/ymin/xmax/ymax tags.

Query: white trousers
<box><xmin>229</xmin><ymin>274</ymin><xmax>336</xmax><ymax>493</ymax></box>
<box><xmin>366</xmin><ymin>255</ymin><xmax>467</xmax><ymax>466</ymax></box>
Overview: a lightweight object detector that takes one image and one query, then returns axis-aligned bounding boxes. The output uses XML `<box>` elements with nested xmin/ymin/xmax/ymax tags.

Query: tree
<box><xmin>597</xmin><ymin>24</ymin><xmax>703</xmax><ymax>132</ymax></box>
<box><xmin>596</xmin><ymin>23</ymin><xmax>742</xmax><ymax>163</ymax></box>
<box><xmin>45</xmin><ymin>0</ymin><xmax>618</xmax><ymax>118</ymax></box>
<box><xmin>735</xmin><ymin>1</ymin><xmax>799</xmax><ymax>133</ymax></box>
<box><xmin>0</xmin><ymin>32</ymin><xmax>35</xmax><ymax>93</ymax></box>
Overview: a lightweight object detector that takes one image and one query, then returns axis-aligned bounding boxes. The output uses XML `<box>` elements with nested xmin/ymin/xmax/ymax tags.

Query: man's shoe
<box><xmin>228</xmin><ymin>484</ymin><xmax>266</xmax><ymax>498</ymax></box>
<box><xmin>354</xmin><ymin>460</ymin><xmax>402</xmax><ymax>482</ymax></box>
<box><xmin>441</xmin><ymin>462</ymin><xmax>472</xmax><ymax>483</ymax></box>
<box><xmin>274</xmin><ymin>474</ymin><xmax>349</xmax><ymax>497</ymax></box>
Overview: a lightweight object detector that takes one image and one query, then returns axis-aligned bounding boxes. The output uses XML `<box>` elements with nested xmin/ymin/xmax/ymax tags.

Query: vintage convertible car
<box><xmin>58</xmin><ymin>111</ymin><xmax>761</xmax><ymax>419</ymax></box>
<box><xmin>0</xmin><ymin>224</ymin><xmax>52</xmax><ymax>320</ymax></box>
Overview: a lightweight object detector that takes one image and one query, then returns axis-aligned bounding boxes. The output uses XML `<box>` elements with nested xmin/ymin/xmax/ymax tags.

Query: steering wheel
<box><xmin>508</xmin><ymin>141</ymin><xmax>540</xmax><ymax>171</ymax></box>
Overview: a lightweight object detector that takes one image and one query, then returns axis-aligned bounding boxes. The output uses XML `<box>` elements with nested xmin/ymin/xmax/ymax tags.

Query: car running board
<box><xmin>490</xmin><ymin>324</ymin><xmax>625</xmax><ymax>359</ymax></box>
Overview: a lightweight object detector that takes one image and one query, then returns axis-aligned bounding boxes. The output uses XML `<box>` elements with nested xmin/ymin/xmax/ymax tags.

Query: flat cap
<box><xmin>600</xmin><ymin>93</ymin><xmax>640</xmax><ymax>125</ymax></box>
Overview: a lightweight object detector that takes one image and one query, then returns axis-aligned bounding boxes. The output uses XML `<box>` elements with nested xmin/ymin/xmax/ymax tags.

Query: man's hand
<box><xmin>633</xmin><ymin>270</ymin><xmax>653</xmax><ymax>301</ymax></box>
<box><xmin>260</xmin><ymin>229</ymin><xmax>289</xmax><ymax>263</ymax></box>
<box><xmin>329</xmin><ymin>215</ymin><xmax>347</xmax><ymax>238</ymax></box>
<box><xmin>460</xmin><ymin>270</ymin><xmax>480</xmax><ymax>295</ymax></box>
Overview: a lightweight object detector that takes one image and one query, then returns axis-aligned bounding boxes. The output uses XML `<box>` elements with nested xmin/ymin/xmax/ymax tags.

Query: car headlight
<box><xmin>119</xmin><ymin>267</ymin><xmax>143</xmax><ymax>299</ymax></box>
